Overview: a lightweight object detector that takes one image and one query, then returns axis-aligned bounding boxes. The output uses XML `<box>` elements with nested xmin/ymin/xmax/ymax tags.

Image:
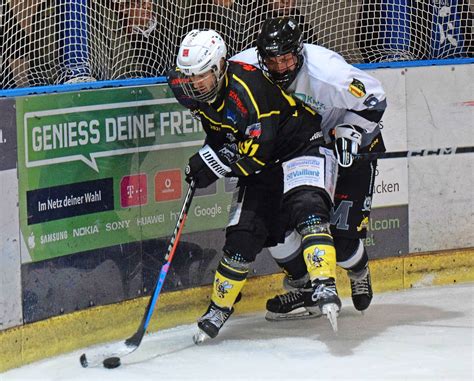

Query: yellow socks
<box><xmin>302</xmin><ymin>233</ymin><xmax>336</xmax><ymax>280</ymax></box>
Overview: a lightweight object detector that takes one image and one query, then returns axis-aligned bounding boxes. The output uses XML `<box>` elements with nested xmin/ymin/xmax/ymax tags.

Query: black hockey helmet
<box><xmin>256</xmin><ymin>17</ymin><xmax>304</xmax><ymax>88</ymax></box>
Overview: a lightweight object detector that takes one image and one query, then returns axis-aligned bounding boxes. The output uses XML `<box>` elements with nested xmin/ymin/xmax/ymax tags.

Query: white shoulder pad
<box><xmin>230</xmin><ymin>48</ymin><xmax>259</xmax><ymax>66</ymax></box>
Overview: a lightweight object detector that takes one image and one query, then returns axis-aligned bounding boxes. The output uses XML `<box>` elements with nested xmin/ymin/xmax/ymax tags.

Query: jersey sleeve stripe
<box><xmin>260</xmin><ymin>111</ymin><xmax>281</xmax><ymax>118</ymax></box>
<box><xmin>279</xmin><ymin>88</ymin><xmax>296</xmax><ymax>106</ymax></box>
<box><xmin>303</xmin><ymin>105</ymin><xmax>317</xmax><ymax>115</ymax></box>
<box><xmin>232</xmin><ymin>74</ymin><xmax>261</xmax><ymax>117</ymax></box>
<box><xmin>217</xmin><ymin>100</ymin><xmax>225</xmax><ymax>112</ymax></box>
<box><xmin>235</xmin><ymin>162</ymin><xmax>249</xmax><ymax>176</ymax></box>
<box><xmin>251</xmin><ymin>157</ymin><xmax>266</xmax><ymax>166</ymax></box>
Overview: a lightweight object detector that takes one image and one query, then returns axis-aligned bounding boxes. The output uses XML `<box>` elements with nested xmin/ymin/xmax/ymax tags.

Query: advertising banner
<box><xmin>17</xmin><ymin>82</ymin><xmax>410</xmax><ymax>264</ymax></box>
<box><xmin>17</xmin><ymin>85</ymin><xmax>235</xmax><ymax>262</ymax></box>
<box><xmin>367</xmin><ymin>159</ymin><xmax>409</xmax><ymax>258</ymax></box>
<box><xmin>14</xmin><ymin>77</ymin><xmax>413</xmax><ymax>321</ymax></box>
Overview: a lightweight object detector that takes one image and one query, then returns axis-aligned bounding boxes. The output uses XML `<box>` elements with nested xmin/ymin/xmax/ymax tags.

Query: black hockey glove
<box><xmin>333</xmin><ymin>124</ymin><xmax>363</xmax><ymax>168</ymax></box>
<box><xmin>185</xmin><ymin>145</ymin><xmax>231</xmax><ymax>188</ymax></box>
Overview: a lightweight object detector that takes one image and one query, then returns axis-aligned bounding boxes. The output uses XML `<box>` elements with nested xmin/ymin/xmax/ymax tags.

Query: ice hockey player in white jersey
<box><xmin>232</xmin><ymin>17</ymin><xmax>387</xmax><ymax>320</ymax></box>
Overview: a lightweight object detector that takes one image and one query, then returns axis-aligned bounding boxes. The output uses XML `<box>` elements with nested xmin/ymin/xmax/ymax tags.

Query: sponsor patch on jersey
<box><xmin>369</xmin><ymin>137</ymin><xmax>380</xmax><ymax>151</ymax></box>
<box><xmin>169</xmin><ymin>77</ymin><xmax>190</xmax><ymax>85</ymax></box>
<box><xmin>229</xmin><ymin>90</ymin><xmax>248</xmax><ymax>117</ymax></box>
<box><xmin>295</xmin><ymin>92</ymin><xmax>327</xmax><ymax>113</ymax></box>
<box><xmin>226</xmin><ymin>108</ymin><xmax>237</xmax><ymax>124</ymax></box>
<box><xmin>245</xmin><ymin>123</ymin><xmax>262</xmax><ymax>139</ymax></box>
<box><xmin>282</xmin><ymin>156</ymin><xmax>325</xmax><ymax>194</ymax></box>
<box><xmin>363</xmin><ymin>94</ymin><xmax>380</xmax><ymax>108</ymax></box>
<box><xmin>182</xmin><ymin>48</ymin><xmax>189</xmax><ymax>57</ymax></box>
<box><xmin>348</xmin><ymin>78</ymin><xmax>366</xmax><ymax>98</ymax></box>
<box><xmin>236</xmin><ymin>62</ymin><xmax>257</xmax><ymax>71</ymax></box>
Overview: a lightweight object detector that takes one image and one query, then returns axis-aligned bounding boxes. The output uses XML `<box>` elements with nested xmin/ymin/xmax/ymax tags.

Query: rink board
<box><xmin>2</xmin><ymin>75</ymin><xmax>408</xmax><ymax>327</ymax></box>
<box><xmin>1</xmin><ymin>248</ymin><xmax>473</xmax><ymax>373</ymax></box>
<box><xmin>3</xmin><ymin>63</ymin><xmax>472</xmax><ymax>328</ymax></box>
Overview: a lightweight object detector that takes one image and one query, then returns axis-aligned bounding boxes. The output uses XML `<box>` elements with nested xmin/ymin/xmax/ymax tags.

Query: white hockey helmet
<box><xmin>176</xmin><ymin>29</ymin><xmax>228</xmax><ymax>103</ymax></box>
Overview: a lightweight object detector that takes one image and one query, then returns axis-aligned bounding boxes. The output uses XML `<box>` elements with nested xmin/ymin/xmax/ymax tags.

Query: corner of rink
<box><xmin>1</xmin><ymin>248</ymin><xmax>473</xmax><ymax>373</ymax></box>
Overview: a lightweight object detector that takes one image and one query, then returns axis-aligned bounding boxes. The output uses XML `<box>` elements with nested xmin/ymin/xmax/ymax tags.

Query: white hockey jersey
<box><xmin>231</xmin><ymin>44</ymin><xmax>386</xmax><ymax>146</ymax></box>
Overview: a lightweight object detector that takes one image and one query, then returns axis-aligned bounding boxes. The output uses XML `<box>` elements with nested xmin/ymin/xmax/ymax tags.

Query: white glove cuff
<box><xmin>198</xmin><ymin>145</ymin><xmax>231</xmax><ymax>178</ymax></box>
<box><xmin>335</xmin><ymin>124</ymin><xmax>362</xmax><ymax>145</ymax></box>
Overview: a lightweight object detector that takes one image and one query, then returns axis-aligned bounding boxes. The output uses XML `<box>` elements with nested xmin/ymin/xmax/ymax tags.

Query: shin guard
<box><xmin>302</xmin><ymin>233</ymin><xmax>337</xmax><ymax>281</ymax></box>
<box><xmin>211</xmin><ymin>255</ymin><xmax>249</xmax><ymax>309</ymax></box>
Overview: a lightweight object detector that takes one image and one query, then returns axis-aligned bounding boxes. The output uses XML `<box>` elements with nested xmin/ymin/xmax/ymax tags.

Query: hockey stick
<box><xmin>355</xmin><ymin>146</ymin><xmax>474</xmax><ymax>161</ymax></box>
<box><xmin>80</xmin><ymin>180</ymin><xmax>196</xmax><ymax>368</ymax></box>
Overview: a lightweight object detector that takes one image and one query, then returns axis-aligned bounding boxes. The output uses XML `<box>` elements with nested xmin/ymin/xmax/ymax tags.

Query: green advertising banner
<box><xmin>17</xmin><ymin>85</ymin><xmax>234</xmax><ymax>262</ymax></box>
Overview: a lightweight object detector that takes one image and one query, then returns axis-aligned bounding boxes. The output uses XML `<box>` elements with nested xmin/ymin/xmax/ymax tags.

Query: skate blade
<box><xmin>265</xmin><ymin>308</ymin><xmax>322</xmax><ymax>322</ymax></box>
<box><xmin>193</xmin><ymin>329</ymin><xmax>210</xmax><ymax>345</ymax></box>
<box><xmin>321</xmin><ymin>303</ymin><xmax>339</xmax><ymax>332</ymax></box>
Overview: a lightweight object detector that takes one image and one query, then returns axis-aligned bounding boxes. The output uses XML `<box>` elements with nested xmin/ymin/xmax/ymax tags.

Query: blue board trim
<box><xmin>1</xmin><ymin>58</ymin><xmax>472</xmax><ymax>98</ymax></box>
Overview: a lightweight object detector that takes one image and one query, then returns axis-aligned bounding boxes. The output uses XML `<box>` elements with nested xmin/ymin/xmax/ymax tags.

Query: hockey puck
<box><xmin>103</xmin><ymin>357</ymin><xmax>121</xmax><ymax>369</ymax></box>
<box><xmin>79</xmin><ymin>354</ymin><xmax>88</xmax><ymax>368</ymax></box>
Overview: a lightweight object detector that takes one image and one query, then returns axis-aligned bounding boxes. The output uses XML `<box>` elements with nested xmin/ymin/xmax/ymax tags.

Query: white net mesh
<box><xmin>1</xmin><ymin>0</ymin><xmax>473</xmax><ymax>89</ymax></box>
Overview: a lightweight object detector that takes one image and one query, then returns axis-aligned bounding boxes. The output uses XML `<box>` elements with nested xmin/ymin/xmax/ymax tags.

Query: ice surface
<box><xmin>3</xmin><ymin>283</ymin><xmax>473</xmax><ymax>381</ymax></box>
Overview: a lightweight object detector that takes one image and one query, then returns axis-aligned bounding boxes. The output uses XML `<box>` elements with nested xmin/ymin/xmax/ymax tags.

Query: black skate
<box><xmin>307</xmin><ymin>278</ymin><xmax>341</xmax><ymax>332</ymax></box>
<box><xmin>349</xmin><ymin>266</ymin><xmax>373</xmax><ymax>312</ymax></box>
<box><xmin>193</xmin><ymin>301</ymin><xmax>233</xmax><ymax>344</ymax></box>
<box><xmin>282</xmin><ymin>273</ymin><xmax>310</xmax><ymax>292</ymax></box>
<box><xmin>265</xmin><ymin>282</ymin><xmax>322</xmax><ymax>321</ymax></box>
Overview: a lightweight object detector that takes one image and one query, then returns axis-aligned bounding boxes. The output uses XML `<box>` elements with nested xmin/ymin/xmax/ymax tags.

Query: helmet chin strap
<box><xmin>205</xmin><ymin>60</ymin><xmax>229</xmax><ymax>104</ymax></box>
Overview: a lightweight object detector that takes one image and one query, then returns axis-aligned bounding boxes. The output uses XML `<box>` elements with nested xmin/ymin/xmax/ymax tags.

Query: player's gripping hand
<box><xmin>185</xmin><ymin>145</ymin><xmax>231</xmax><ymax>188</ymax></box>
<box><xmin>334</xmin><ymin>124</ymin><xmax>363</xmax><ymax>167</ymax></box>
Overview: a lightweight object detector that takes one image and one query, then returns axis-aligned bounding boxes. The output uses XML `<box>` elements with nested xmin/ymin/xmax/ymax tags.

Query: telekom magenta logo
<box><xmin>120</xmin><ymin>174</ymin><xmax>148</xmax><ymax>207</ymax></box>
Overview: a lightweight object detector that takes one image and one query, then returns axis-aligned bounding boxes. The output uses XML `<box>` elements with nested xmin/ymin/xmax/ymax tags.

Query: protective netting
<box><xmin>1</xmin><ymin>0</ymin><xmax>473</xmax><ymax>89</ymax></box>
